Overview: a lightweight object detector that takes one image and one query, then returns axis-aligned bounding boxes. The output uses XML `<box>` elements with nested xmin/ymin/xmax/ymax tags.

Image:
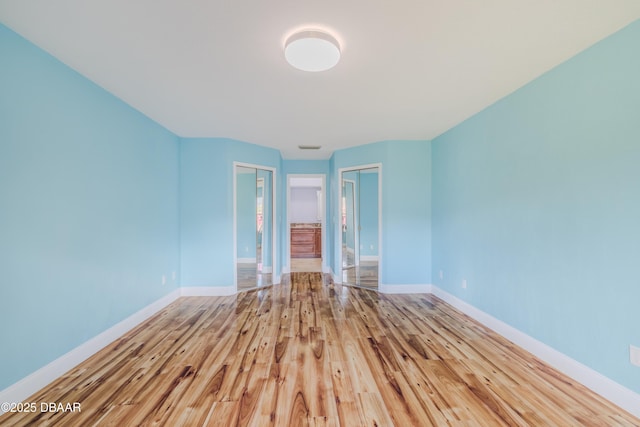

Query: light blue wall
<box><xmin>359</xmin><ymin>171</ymin><xmax>379</xmax><ymax>257</ymax></box>
<box><xmin>282</xmin><ymin>160</ymin><xmax>330</xmax><ymax>176</ymax></box>
<box><xmin>332</xmin><ymin>140</ymin><xmax>431</xmax><ymax>285</ymax></box>
<box><xmin>432</xmin><ymin>21</ymin><xmax>640</xmax><ymax>393</ymax></box>
<box><xmin>0</xmin><ymin>24</ymin><xmax>180</xmax><ymax>390</ymax></box>
<box><xmin>236</xmin><ymin>171</ymin><xmax>257</xmax><ymax>259</ymax></box>
<box><xmin>179</xmin><ymin>138</ymin><xmax>282</xmax><ymax>286</ymax></box>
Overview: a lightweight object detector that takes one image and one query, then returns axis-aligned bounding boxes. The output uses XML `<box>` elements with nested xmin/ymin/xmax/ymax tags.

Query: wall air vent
<box><xmin>298</xmin><ymin>145</ymin><xmax>321</xmax><ymax>150</ymax></box>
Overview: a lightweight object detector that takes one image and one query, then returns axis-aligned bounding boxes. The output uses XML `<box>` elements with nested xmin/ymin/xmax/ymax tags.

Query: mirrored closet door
<box><xmin>235</xmin><ymin>164</ymin><xmax>274</xmax><ymax>291</ymax></box>
<box><xmin>340</xmin><ymin>165</ymin><xmax>380</xmax><ymax>289</ymax></box>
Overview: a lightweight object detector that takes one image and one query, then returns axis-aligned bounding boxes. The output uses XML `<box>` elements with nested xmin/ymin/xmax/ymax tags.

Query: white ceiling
<box><xmin>1</xmin><ymin>2</ymin><xmax>639</xmax><ymax>160</ymax></box>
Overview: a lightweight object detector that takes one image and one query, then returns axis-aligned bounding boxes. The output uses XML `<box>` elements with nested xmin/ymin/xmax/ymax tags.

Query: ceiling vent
<box><xmin>298</xmin><ymin>145</ymin><xmax>321</xmax><ymax>150</ymax></box>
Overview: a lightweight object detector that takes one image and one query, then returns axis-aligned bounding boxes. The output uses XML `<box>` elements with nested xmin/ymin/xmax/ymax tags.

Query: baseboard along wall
<box><xmin>2</xmin><ymin>284</ymin><xmax>638</xmax><ymax>418</ymax></box>
<box><xmin>0</xmin><ymin>289</ymin><xmax>182</xmax><ymax>412</ymax></box>
<box><xmin>429</xmin><ymin>285</ymin><xmax>640</xmax><ymax>419</ymax></box>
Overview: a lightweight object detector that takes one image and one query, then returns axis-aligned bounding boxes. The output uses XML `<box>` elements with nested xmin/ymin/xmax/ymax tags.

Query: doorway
<box><xmin>287</xmin><ymin>175</ymin><xmax>325</xmax><ymax>273</ymax></box>
<box><xmin>340</xmin><ymin>164</ymin><xmax>381</xmax><ymax>289</ymax></box>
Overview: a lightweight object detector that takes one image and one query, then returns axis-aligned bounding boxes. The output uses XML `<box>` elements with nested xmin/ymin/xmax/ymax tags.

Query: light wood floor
<box><xmin>341</xmin><ymin>246</ymin><xmax>378</xmax><ymax>288</ymax></box>
<box><xmin>2</xmin><ymin>273</ymin><xmax>638</xmax><ymax>426</ymax></box>
<box><xmin>342</xmin><ymin>261</ymin><xmax>378</xmax><ymax>289</ymax></box>
<box><xmin>290</xmin><ymin>258</ymin><xmax>322</xmax><ymax>273</ymax></box>
<box><xmin>237</xmin><ymin>263</ymin><xmax>272</xmax><ymax>291</ymax></box>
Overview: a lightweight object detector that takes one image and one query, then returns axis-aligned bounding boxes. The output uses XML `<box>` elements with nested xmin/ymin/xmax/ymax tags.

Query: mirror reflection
<box><xmin>236</xmin><ymin>165</ymin><xmax>273</xmax><ymax>291</ymax></box>
<box><xmin>341</xmin><ymin>167</ymin><xmax>379</xmax><ymax>288</ymax></box>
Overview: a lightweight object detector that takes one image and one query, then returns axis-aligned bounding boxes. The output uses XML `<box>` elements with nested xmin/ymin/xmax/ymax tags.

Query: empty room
<box><xmin>1</xmin><ymin>1</ymin><xmax>639</xmax><ymax>425</ymax></box>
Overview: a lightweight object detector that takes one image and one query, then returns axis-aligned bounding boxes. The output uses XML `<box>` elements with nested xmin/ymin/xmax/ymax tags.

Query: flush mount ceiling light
<box><xmin>285</xmin><ymin>30</ymin><xmax>341</xmax><ymax>72</ymax></box>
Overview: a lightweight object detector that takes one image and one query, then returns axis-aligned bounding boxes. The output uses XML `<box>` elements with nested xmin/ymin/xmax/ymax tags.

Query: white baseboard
<box><xmin>379</xmin><ymin>283</ymin><xmax>432</xmax><ymax>294</ymax></box>
<box><xmin>430</xmin><ymin>285</ymin><xmax>640</xmax><ymax>419</ymax></box>
<box><xmin>4</xmin><ymin>283</ymin><xmax>636</xmax><ymax>419</ymax></box>
<box><xmin>0</xmin><ymin>285</ymin><xmax>240</xmax><ymax>412</ymax></box>
<box><xmin>262</xmin><ymin>266</ymin><xmax>273</xmax><ymax>274</ymax></box>
<box><xmin>237</xmin><ymin>257</ymin><xmax>256</xmax><ymax>263</ymax></box>
<box><xmin>0</xmin><ymin>289</ymin><xmax>182</xmax><ymax>414</ymax></box>
<box><xmin>180</xmin><ymin>286</ymin><xmax>236</xmax><ymax>296</ymax></box>
<box><xmin>282</xmin><ymin>265</ymin><xmax>291</xmax><ymax>274</ymax></box>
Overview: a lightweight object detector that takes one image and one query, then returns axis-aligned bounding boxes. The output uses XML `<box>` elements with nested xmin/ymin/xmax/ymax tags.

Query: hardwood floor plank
<box><xmin>356</xmin><ymin>392</ymin><xmax>395</xmax><ymax>427</ymax></box>
<box><xmin>2</xmin><ymin>273</ymin><xmax>638</xmax><ymax>426</ymax></box>
<box><xmin>356</xmin><ymin>336</ymin><xmax>433</xmax><ymax>425</ymax></box>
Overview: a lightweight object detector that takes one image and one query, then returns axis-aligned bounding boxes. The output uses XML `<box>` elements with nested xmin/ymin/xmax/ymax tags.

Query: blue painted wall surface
<box><xmin>0</xmin><ymin>24</ymin><xmax>180</xmax><ymax>390</ymax></box>
<box><xmin>332</xmin><ymin>140</ymin><xmax>431</xmax><ymax>285</ymax></box>
<box><xmin>179</xmin><ymin>138</ymin><xmax>281</xmax><ymax>286</ymax></box>
<box><xmin>236</xmin><ymin>172</ymin><xmax>257</xmax><ymax>259</ymax></box>
<box><xmin>432</xmin><ymin>21</ymin><xmax>640</xmax><ymax>392</ymax></box>
<box><xmin>359</xmin><ymin>171</ymin><xmax>379</xmax><ymax>257</ymax></box>
<box><xmin>282</xmin><ymin>160</ymin><xmax>330</xmax><ymax>176</ymax></box>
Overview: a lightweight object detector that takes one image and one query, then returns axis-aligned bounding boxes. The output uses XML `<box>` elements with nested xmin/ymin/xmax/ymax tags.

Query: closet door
<box><xmin>235</xmin><ymin>164</ymin><xmax>274</xmax><ymax>291</ymax></box>
<box><xmin>341</xmin><ymin>174</ymin><xmax>357</xmax><ymax>273</ymax></box>
<box><xmin>256</xmin><ymin>169</ymin><xmax>273</xmax><ymax>285</ymax></box>
<box><xmin>340</xmin><ymin>166</ymin><xmax>380</xmax><ymax>289</ymax></box>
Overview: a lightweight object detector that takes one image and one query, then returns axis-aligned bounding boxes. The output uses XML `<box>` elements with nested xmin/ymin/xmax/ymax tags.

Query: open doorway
<box><xmin>287</xmin><ymin>175</ymin><xmax>325</xmax><ymax>273</ymax></box>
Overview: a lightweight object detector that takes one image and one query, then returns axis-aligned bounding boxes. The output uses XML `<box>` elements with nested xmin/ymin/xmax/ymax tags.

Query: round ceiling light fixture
<box><xmin>284</xmin><ymin>30</ymin><xmax>341</xmax><ymax>72</ymax></box>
